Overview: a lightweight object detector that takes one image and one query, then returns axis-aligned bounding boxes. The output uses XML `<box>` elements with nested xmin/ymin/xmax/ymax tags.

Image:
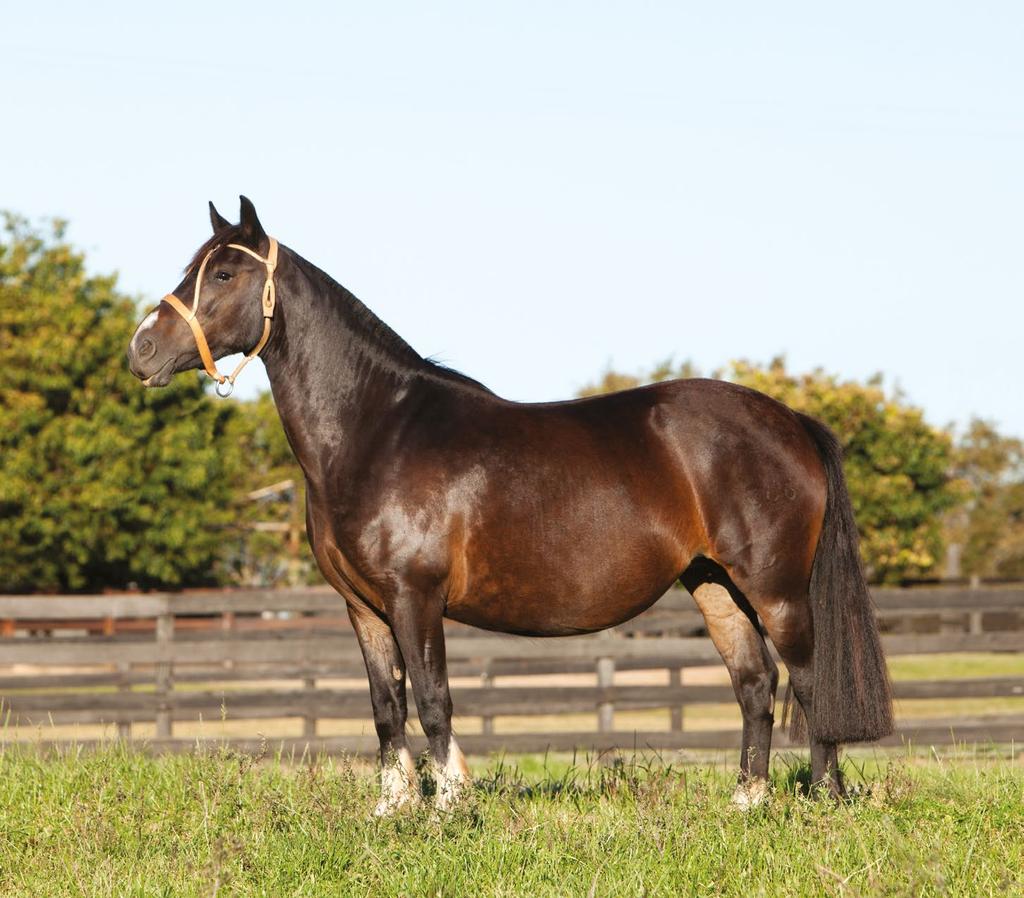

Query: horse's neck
<box><xmin>260</xmin><ymin>251</ymin><xmax>423</xmax><ymax>489</ymax></box>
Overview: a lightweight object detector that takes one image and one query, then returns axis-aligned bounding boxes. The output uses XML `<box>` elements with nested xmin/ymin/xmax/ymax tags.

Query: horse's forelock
<box><xmin>183</xmin><ymin>225</ymin><xmax>246</xmax><ymax>275</ymax></box>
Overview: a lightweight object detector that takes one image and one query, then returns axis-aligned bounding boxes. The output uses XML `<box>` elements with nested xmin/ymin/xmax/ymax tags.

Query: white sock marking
<box><xmin>435</xmin><ymin>735</ymin><xmax>471</xmax><ymax>810</ymax></box>
<box><xmin>731</xmin><ymin>778</ymin><xmax>771</xmax><ymax>809</ymax></box>
<box><xmin>374</xmin><ymin>746</ymin><xmax>418</xmax><ymax>816</ymax></box>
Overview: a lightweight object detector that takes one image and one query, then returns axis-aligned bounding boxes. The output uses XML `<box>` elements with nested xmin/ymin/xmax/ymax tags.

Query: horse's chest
<box><xmin>305</xmin><ymin>501</ymin><xmax>392</xmax><ymax>612</ymax></box>
<box><xmin>306</xmin><ymin>496</ymin><xmax>452</xmax><ymax>611</ymax></box>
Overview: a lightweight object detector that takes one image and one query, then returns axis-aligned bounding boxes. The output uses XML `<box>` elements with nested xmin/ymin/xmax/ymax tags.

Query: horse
<box><xmin>127</xmin><ymin>197</ymin><xmax>893</xmax><ymax>812</ymax></box>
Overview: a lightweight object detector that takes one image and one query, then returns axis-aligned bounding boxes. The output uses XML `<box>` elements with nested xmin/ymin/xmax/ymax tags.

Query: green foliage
<box><xmin>0</xmin><ymin>214</ymin><xmax>236</xmax><ymax>591</ymax></box>
<box><xmin>578</xmin><ymin>358</ymin><xmax>699</xmax><ymax>397</ymax></box>
<box><xmin>953</xmin><ymin>419</ymin><xmax>1024</xmax><ymax>578</ymax></box>
<box><xmin>580</xmin><ymin>357</ymin><xmax>960</xmax><ymax>583</ymax></box>
<box><xmin>0</xmin><ymin>748</ymin><xmax>1018</xmax><ymax>896</ymax></box>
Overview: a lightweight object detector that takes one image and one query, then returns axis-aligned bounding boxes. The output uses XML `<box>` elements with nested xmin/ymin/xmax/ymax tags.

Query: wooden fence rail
<box><xmin>0</xmin><ymin>585</ymin><xmax>1020</xmax><ymax>755</ymax></box>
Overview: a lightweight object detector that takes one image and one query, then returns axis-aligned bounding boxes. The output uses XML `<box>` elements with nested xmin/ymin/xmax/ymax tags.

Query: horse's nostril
<box><xmin>137</xmin><ymin>338</ymin><xmax>156</xmax><ymax>361</ymax></box>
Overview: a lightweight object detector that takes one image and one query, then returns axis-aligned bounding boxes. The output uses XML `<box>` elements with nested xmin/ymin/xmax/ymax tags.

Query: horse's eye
<box><xmin>214</xmin><ymin>271</ymin><xmax>232</xmax><ymax>282</ymax></box>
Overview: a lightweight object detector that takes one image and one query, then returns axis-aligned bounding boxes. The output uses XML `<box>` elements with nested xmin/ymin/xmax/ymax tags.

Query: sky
<box><xmin>3</xmin><ymin>2</ymin><xmax>1022</xmax><ymax>436</ymax></box>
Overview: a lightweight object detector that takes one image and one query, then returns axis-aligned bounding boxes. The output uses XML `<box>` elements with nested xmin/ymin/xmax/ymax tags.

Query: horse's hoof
<box><xmin>731</xmin><ymin>778</ymin><xmax>771</xmax><ymax>809</ymax></box>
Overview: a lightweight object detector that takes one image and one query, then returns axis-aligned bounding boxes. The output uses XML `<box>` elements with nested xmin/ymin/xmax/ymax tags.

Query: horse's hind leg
<box><xmin>782</xmin><ymin>657</ymin><xmax>846</xmax><ymax>798</ymax></box>
<box><xmin>681</xmin><ymin>560</ymin><xmax>778</xmax><ymax>807</ymax></box>
<box><xmin>756</xmin><ymin>598</ymin><xmax>846</xmax><ymax>798</ymax></box>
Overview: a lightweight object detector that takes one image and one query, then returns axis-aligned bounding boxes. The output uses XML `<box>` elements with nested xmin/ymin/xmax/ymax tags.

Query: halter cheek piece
<box><xmin>160</xmin><ymin>237</ymin><xmax>279</xmax><ymax>397</ymax></box>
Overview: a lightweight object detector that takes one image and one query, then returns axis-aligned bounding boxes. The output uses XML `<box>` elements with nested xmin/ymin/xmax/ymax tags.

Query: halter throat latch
<box><xmin>160</xmin><ymin>237</ymin><xmax>279</xmax><ymax>397</ymax></box>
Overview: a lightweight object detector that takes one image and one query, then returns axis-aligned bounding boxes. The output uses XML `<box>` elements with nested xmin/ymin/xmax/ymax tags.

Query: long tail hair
<box><xmin>791</xmin><ymin>413</ymin><xmax>894</xmax><ymax>743</ymax></box>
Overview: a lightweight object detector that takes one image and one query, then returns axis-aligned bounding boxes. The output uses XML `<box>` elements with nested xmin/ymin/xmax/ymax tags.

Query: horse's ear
<box><xmin>238</xmin><ymin>195</ymin><xmax>267</xmax><ymax>246</ymax></box>
<box><xmin>209</xmin><ymin>201</ymin><xmax>232</xmax><ymax>235</ymax></box>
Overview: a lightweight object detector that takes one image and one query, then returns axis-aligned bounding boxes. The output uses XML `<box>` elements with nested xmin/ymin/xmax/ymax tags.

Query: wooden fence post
<box><xmin>481</xmin><ymin>664</ymin><xmax>494</xmax><ymax>735</ymax></box>
<box><xmin>302</xmin><ymin>676</ymin><xmax>317</xmax><ymax>739</ymax></box>
<box><xmin>155</xmin><ymin>612</ymin><xmax>174</xmax><ymax>740</ymax></box>
<box><xmin>669</xmin><ymin>666</ymin><xmax>683</xmax><ymax>731</ymax></box>
<box><xmin>221</xmin><ymin>611</ymin><xmax>236</xmax><ymax>671</ymax></box>
<box><xmin>596</xmin><ymin>655</ymin><xmax>615</xmax><ymax>733</ymax></box>
<box><xmin>969</xmin><ymin>611</ymin><xmax>983</xmax><ymax>636</ymax></box>
<box><xmin>117</xmin><ymin>661</ymin><xmax>132</xmax><ymax>741</ymax></box>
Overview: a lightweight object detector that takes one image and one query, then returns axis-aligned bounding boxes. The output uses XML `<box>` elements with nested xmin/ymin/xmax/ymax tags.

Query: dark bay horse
<box><xmin>127</xmin><ymin>198</ymin><xmax>892</xmax><ymax>812</ymax></box>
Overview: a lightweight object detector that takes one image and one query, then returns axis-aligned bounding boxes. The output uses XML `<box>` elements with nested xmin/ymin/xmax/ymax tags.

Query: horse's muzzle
<box><xmin>128</xmin><ymin>351</ymin><xmax>174</xmax><ymax>387</ymax></box>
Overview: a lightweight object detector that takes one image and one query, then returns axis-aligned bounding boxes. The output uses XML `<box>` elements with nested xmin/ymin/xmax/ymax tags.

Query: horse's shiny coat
<box><xmin>128</xmin><ymin>199</ymin><xmax>892</xmax><ymax>808</ymax></box>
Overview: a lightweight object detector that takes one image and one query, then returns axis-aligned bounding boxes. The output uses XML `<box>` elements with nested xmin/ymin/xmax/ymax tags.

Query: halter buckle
<box><xmin>215</xmin><ymin>379</ymin><xmax>234</xmax><ymax>398</ymax></box>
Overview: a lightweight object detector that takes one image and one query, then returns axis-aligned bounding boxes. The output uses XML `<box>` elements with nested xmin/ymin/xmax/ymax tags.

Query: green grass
<box><xmin>887</xmin><ymin>652</ymin><xmax>1024</xmax><ymax>681</ymax></box>
<box><xmin>0</xmin><ymin>745</ymin><xmax>1020</xmax><ymax>897</ymax></box>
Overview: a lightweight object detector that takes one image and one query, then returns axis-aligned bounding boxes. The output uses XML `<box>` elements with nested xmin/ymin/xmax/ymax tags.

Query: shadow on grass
<box><xmin>772</xmin><ymin>752</ymin><xmax>815</xmax><ymax>796</ymax></box>
<box><xmin>468</xmin><ymin>748</ymin><xmax>702</xmax><ymax>804</ymax></box>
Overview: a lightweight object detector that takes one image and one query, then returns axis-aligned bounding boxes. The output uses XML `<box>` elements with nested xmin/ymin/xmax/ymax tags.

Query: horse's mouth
<box><xmin>141</xmin><ymin>357</ymin><xmax>175</xmax><ymax>388</ymax></box>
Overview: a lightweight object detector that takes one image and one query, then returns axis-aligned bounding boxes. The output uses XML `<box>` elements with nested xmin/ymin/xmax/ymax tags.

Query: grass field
<box><xmin>0</xmin><ymin>744</ymin><xmax>1020</xmax><ymax>897</ymax></box>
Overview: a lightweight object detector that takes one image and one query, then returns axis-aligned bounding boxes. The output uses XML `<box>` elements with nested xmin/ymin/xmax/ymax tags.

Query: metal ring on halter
<box><xmin>215</xmin><ymin>379</ymin><xmax>234</xmax><ymax>398</ymax></box>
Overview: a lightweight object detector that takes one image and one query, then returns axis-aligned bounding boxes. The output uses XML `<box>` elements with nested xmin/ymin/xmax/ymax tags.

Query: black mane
<box><xmin>286</xmin><ymin>249</ymin><xmax>492</xmax><ymax>394</ymax></box>
<box><xmin>184</xmin><ymin>228</ymin><xmax>491</xmax><ymax>394</ymax></box>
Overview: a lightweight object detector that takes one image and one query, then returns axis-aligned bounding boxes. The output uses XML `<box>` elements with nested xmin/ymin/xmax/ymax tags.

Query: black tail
<box><xmin>796</xmin><ymin>413</ymin><xmax>893</xmax><ymax>743</ymax></box>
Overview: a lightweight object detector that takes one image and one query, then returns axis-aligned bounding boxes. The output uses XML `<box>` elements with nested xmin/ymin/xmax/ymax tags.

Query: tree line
<box><xmin>1</xmin><ymin>216</ymin><xmax>1020</xmax><ymax>591</ymax></box>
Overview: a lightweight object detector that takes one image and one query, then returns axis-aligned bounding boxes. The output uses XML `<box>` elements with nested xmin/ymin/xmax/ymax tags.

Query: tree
<box><xmin>952</xmin><ymin>419</ymin><xmax>1024</xmax><ymax>578</ymax></box>
<box><xmin>0</xmin><ymin>214</ymin><xmax>237</xmax><ymax>592</ymax></box>
<box><xmin>579</xmin><ymin>357</ymin><xmax>960</xmax><ymax>583</ymax></box>
<box><xmin>578</xmin><ymin>358</ymin><xmax>699</xmax><ymax>397</ymax></box>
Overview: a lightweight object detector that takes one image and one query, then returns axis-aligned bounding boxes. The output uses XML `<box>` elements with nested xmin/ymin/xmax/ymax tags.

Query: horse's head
<box><xmin>127</xmin><ymin>196</ymin><xmax>278</xmax><ymax>396</ymax></box>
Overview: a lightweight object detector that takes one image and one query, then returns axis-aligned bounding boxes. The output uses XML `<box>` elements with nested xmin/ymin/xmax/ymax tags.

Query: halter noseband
<box><xmin>160</xmin><ymin>237</ymin><xmax>279</xmax><ymax>397</ymax></box>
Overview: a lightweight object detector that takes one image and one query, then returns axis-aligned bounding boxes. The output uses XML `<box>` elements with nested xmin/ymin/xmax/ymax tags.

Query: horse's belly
<box><xmin>444</xmin><ymin>583</ymin><xmax>673</xmax><ymax>636</ymax></box>
<box><xmin>446</xmin><ymin>532</ymin><xmax>685</xmax><ymax>636</ymax></box>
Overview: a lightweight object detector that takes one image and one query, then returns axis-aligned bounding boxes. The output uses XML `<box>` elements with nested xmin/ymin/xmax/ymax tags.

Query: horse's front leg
<box><xmin>387</xmin><ymin>589</ymin><xmax>471</xmax><ymax>810</ymax></box>
<box><xmin>348</xmin><ymin>605</ymin><xmax>419</xmax><ymax>815</ymax></box>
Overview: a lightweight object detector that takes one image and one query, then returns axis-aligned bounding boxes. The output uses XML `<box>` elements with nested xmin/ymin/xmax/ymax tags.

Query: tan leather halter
<box><xmin>160</xmin><ymin>237</ymin><xmax>279</xmax><ymax>397</ymax></box>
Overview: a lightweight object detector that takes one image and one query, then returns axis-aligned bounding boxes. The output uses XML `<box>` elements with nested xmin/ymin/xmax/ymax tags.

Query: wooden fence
<box><xmin>0</xmin><ymin>585</ymin><xmax>1020</xmax><ymax>756</ymax></box>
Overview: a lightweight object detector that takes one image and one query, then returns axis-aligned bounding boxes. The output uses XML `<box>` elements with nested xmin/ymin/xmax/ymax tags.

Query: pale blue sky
<box><xmin>4</xmin><ymin>3</ymin><xmax>1022</xmax><ymax>435</ymax></box>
